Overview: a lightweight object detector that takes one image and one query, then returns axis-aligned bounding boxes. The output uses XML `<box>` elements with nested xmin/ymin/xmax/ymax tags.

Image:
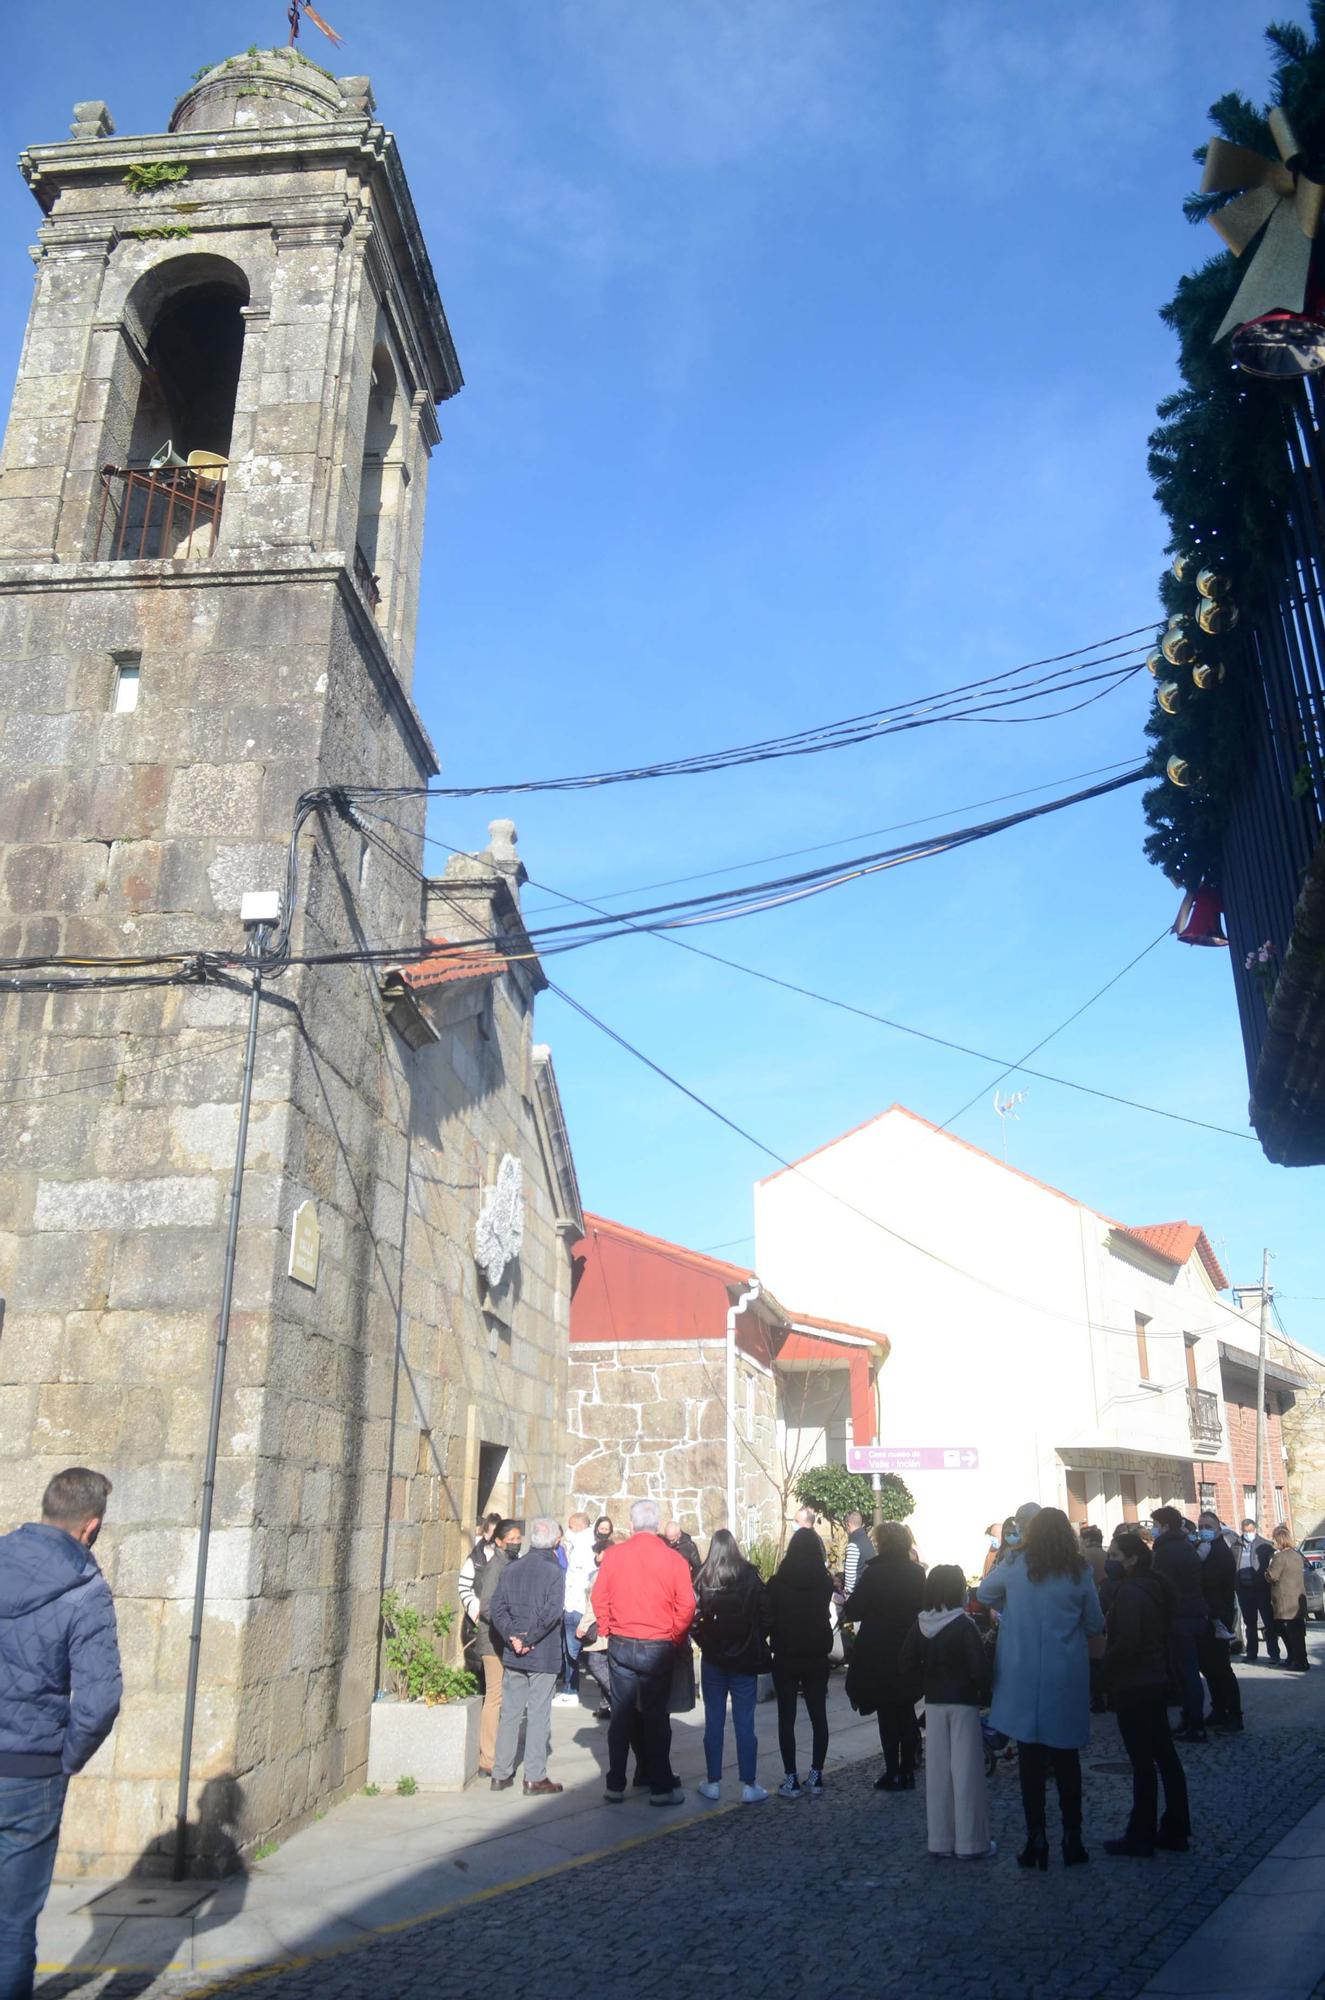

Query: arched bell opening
<box><xmin>354</xmin><ymin>338</ymin><xmax>401</xmax><ymax>616</ymax></box>
<box><xmin>95</xmin><ymin>253</ymin><xmax>251</xmax><ymax>561</ymax></box>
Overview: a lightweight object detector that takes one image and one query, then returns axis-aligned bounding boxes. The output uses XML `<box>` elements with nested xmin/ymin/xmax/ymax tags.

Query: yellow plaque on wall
<box><xmin>288</xmin><ymin>1200</ymin><xmax>321</xmax><ymax>1289</ymax></box>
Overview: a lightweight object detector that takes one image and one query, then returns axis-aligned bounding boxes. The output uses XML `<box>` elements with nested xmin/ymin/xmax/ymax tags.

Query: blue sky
<box><xmin>5</xmin><ymin>3</ymin><xmax>1324</xmax><ymax>1348</ymax></box>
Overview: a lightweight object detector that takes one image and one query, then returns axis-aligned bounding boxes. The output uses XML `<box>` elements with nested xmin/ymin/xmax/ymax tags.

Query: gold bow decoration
<box><xmin>1201</xmin><ymin>108</ymin><xmax>1325</xmax><ymax>341</ymax></box>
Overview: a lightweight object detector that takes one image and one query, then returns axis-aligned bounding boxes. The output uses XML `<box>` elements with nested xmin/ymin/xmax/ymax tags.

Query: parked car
<box><xmin>1303</xmin><ymin>1552</ymin><xmax>1325</xmax><ymax>1622</ymax></box>
<box><xmin>1300</xmin><ymin>1535</ymin><xmax>1325</xmax><ymax>1561</ymax></box>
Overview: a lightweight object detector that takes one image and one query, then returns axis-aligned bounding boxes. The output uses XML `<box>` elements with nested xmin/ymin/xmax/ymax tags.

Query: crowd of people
<box><xmin>2</xmin><ymin>1467</ymin><xmax>1318</xmax><ymax>2000</ymax></box>
<box><xmin>460</xmin><ymin>1492</ymin><xmax>1317</xmax><ymax>1870</ymax></box>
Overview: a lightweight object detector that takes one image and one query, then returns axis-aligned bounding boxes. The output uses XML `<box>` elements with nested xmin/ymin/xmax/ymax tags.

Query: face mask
<box><xmin>1005</xmin><ymin>1530</ymin><xmax>1021</xmax><ymax>1548</ymax></box>
<box><xmin>988</xmin><ymin>1536</ymin><xmax>1001</xmax><ymax>1550</ymax></box>
<box><xmin>505</xmin><ymin>1542</ymin><xmax>522</xmax><ymax>1558</ymax></box>
<box><xmin>1199</xmin><ymin>1528</ymin><xmax>1217</xmax><ymax>1543</ymax></box>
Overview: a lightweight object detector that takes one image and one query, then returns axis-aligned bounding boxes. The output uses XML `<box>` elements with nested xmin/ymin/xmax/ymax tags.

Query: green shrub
<box><xmin>793</xmin><ymin>1465</ymin><xmax>914</xmax><ymax>1527</ymax></box>
<box><xmin>747</xmin><ymin>1536</ymin><xmax>780</xmax><ymax>1582</ymax></box>
<box><xmin>124</xmin><ymin>162</ymin><xmax>190</xmax><ymax>196</ymax></box>
<box><xmin>396</xmin><ymin>1775</ymin><xmax>418</xmax><ymax>1797</ymax></box>
<box><xmin>380</xmin><ymin>1590</ymin><xmax>478</xmax><ymax>1705</ymax></box>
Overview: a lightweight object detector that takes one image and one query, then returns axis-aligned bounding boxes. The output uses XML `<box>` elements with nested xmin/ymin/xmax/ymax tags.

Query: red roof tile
<box><xmin>385</xmin><ymin>938</ymin><xmax>509</xmax><ymax>994</ymax></box>
<box><xmin>1114</xmin><ymin>1222</ymin><xmax>1229</xmax><ymax>1293</ymax></box>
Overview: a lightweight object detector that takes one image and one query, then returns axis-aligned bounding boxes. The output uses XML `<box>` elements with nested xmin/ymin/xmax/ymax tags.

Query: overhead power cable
<box><xmin>933</xmin><ymin>929</ymin><xmax>1173</xmax><ymax>1134</ymax></box>
<box><xmin>328</xmin><ymin>623</ymin><xmax>1156</xmax><ymax>803</ymax></box>
<box><xmin>545</xmin><ymin>977</ymin><xmax>1249</xmax><ymax>1343</ymax></box>
<box><xmin>520</xmin><ymin>756</ymin><xmax>1144</xmax><ymax>916</ymax></box>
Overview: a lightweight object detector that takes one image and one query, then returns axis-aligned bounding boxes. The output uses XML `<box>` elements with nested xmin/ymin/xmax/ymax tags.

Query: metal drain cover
<box><xmin>1090</xmin><ymin>1761</ymin><xmax>1134</xmax><ymax>1776</ymax></box>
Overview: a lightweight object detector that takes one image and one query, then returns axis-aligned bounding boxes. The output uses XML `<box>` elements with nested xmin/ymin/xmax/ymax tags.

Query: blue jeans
<box><xmin>563</xmin><ymin>1611</ymin><xmax>583</xmax><ymax>1692</ymax></box>
<box><xmin>606</xmin><ymin>1637</ymin><xmax>674</xmax><ymax>1796</ymax></box>
<box><xmin>0</xmin><ymin>1771</ymin><xmax>68</xmax><ymax>2000</ymax></box>
<box><xmin>1171</xmin><ymin>1616</ymin><xmax>1206</xmax><ymax>1730</ymax></box>
<box><xmin>700</xmin><ymin>1661</ymin><xmax>758</xmax><ymax>1785</ymax></box>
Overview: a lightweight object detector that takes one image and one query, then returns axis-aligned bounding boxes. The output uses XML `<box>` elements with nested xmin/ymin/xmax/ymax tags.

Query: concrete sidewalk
<box><xmin>37</xmin><ymin>1677</ymin><xmax>880</xmax><ymax>1990</ymax></box>
<box><xmin>1141</xmin><ymin>1787</ymin><xmax>1325</xmax><ymax>2000</ymax></box>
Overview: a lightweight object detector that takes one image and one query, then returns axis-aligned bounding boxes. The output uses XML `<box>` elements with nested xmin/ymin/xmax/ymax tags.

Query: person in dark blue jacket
<box><xmin>488</xmin><ymin>1518</ymin><xmax>567</xmax><ymax>1796</ymax></box>
<box><xmin>1</xmin><ymin>1467</ymin><xmax>122</xmax><ymax>2000</ymax></box>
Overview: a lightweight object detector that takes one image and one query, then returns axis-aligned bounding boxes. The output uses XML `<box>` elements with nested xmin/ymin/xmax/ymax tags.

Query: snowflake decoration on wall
<box><xmin>475</xmin><ymin>1153</ymin><xmax>524</xmax><ymax>1289</ymax></box>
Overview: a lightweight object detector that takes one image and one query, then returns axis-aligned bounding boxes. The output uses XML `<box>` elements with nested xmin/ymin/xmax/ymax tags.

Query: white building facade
<box><xmin>755</xmin><ymin>1104</ymin><xmax>1255</xmax><ymax>1574</ymax></box>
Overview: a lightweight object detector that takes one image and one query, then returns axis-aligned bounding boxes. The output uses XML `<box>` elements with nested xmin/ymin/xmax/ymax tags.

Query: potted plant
<box><xmin>366</xmin><ymin>1592</ymin><xmax>482</xmax><ymax>1790</ymax></box>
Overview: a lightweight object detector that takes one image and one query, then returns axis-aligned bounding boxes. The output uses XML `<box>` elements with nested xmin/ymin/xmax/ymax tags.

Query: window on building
<box><xmin>1198</xmin><ymin>1482</ymin><xmax>1217</xmax><ymax>1514</ymax></box>
<box><xmin>1119</xmin><ymin>1473</ymin><xmax>1138</xmax><ymax>1523</ymax></box>
<box><xmin>1244</xmin><ymin>1485</ymin><xmax>1258</xmax><ymax>1521</ymax></box>
<box><xmin>1184</xmin><ymin>1336</ymin><xmax>1198</xmax><ymax>1390</ymax></box>
<box><xmin>111</xmin><ymin>656</ymin><xmax>140</xmax><ymax>713</ymax></box>
<box><xmin>1135</xmin><ymin>1312</ymin><xmax>1151</xmax><ymax>1382</ymax></box>
<box><xmin>1274</xmin><ymin>1485</ymin><xmax>1286</xmax><ymax>1525</ymax></box>
<box><xmin>1065</xmin><ymin>1470</ymin><xmax>1089</xmax><ymax>1525</ymax></box>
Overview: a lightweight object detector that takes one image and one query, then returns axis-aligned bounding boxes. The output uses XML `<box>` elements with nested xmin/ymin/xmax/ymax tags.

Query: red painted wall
<box><xmin>571</xmin><ymin>1222</ymin><xmax>772</xmax><ymax>1363</ymax></box>
<box><xmin>1223</xmin><ymin>1384</ymin><xmax>1293</xmax><ymax>1532</ymax></box>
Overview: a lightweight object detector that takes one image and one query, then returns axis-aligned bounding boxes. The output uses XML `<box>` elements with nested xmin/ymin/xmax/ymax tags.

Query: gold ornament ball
<box><xmin>1192</xmin><ymin>660</ymin><xmax>1225</xmax><ymax>690</ymax></box>
<box><xmin>1196</xmin><ymin>567</ymin><xmax>1231</xmax><ymax>599</ymax></box>
<box><xmin>1168</xmin><ymin>611</ymin><xmax>1186</xmax><ymax>628</ymax></box>
<box><xmin>1197</xmin><ymin>598</ymin><xmax>1239</xmax><ymax>635</ymax></box>
<box><xmin>1146</xmin><ymin>649</ymin><xmax>1166</xmax><ymax>677</ymax></box>
<box><xmin>1167</xmin><ymin>755</ymin><xmax>1194</xmax><ymax>787</ymax></box>
<box><xmin>1172</xmin><ymin>552</ymin><xmax>1198</xmax><ymax>583</ymax></box>
<box><xmin>1162</xmin><ymin>626</ymin><xmax>1197</xmax><ymax>665</ymax></box>
<box><xmin>1157</xmin><ymin>681</ymin><xmax>1182</xmax><ymax>714</ymax></box>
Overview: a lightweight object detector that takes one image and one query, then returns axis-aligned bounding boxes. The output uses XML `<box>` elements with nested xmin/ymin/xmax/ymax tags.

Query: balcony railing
<box><xmin>1221</xmin><ymin>381</ymin><xmax>1325</xmax><ymax>1092</ymax></box>
<box><xmin>1187</xmin><ymin>1385</ymin><xmax>1223</xmax><ymax>1450</ymax></box>
<box><xmin>95</xmin><ymin>463</ymin><xmax>223</xmax><ymax>561</ymax></box>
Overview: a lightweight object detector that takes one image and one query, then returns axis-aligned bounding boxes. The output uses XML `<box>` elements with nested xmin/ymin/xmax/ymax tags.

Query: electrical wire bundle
<box><xmin>334</xmin><ymin>625</ymin><xmax>1155</xmax><ymax>801</ymax></box>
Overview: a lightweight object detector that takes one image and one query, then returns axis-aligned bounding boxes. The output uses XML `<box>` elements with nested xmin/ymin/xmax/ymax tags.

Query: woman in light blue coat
<box><xmin>977</xmin><ymin>1506</ymin><xmax>1104</xmax><ymax>1871</ymax></box>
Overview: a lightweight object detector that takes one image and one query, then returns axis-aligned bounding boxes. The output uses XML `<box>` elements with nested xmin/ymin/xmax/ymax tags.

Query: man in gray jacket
<box><xmin>0</xmin><ymin>1468</ymin><xmax>122</xmax><ymax>2000</ymax></box>
<box><xmin>489</xmin><ymin>1519</ymin><xmax>566</xmax><ymax>1796</ymax></box>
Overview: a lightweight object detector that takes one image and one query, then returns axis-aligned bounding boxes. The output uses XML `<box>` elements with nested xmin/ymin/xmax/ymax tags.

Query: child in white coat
<box><xmin>899</xmin><ymin>1565</ymin><xmax>994</xmax><ymax>1860</ymax></box>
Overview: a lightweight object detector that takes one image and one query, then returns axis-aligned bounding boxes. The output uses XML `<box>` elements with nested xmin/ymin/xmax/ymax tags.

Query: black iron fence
<box><xmin>1220</xmin><ymin>378</ymin><xmax>1325</xmax><ymax>1082</ymax></box>
<box><xmin>95</xmin><ymin>464</ymin><xmax>224</xmax><ymax>562</ymax></box>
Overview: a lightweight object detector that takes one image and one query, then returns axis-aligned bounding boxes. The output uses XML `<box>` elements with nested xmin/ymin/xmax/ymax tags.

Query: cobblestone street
<box><xmin>38</xmin><ymin>1649</ymin><xmax>1325</xmax><ymax>2000</ymax></box>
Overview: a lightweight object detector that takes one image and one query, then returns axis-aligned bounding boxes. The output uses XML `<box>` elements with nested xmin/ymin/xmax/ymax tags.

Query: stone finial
<box><xmin>486</xmin><ymin>819</ymin><xmax>519</xmax><ymax>866</ymax></box>
<box><xmin>70</xmin><ymin>101</ymin><xmax>115</xmax><ymax>140</ymax></box>
<box><xmin>338</xmin><ymin>75</ymin><xmax>376</xmax><ymax>117</ymax></box>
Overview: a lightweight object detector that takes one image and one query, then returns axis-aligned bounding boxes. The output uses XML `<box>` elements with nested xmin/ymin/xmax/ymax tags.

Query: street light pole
<box><xmin>172</xmin><ymin>924</ymin><xmax>268</xmax><ymax>1879</ymax></box>
<box><xmin>1254</xmin><ymin>1246</ymin><xmax>1272</xmax><ymax>1532</ymax></box>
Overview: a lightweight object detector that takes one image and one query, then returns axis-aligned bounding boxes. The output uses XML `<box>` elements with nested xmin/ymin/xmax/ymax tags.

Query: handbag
<box><xmin>669</xmin><ymin>1642</ymin><xmax>697</xmax><ymax>1714</ymax></box>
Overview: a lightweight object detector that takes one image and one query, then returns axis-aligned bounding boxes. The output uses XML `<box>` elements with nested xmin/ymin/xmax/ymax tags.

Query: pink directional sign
<box><xmin>847</xmin><ymin>1446</ymin><xmax>979</xmax><ymax>1473</ymax></box>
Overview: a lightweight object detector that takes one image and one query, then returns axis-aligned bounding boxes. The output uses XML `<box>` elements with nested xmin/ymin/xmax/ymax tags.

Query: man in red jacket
<box><xmin>594</xmin><ymin>1497</ymin><xmax>695</xmax><ymax>1806</ymax></box>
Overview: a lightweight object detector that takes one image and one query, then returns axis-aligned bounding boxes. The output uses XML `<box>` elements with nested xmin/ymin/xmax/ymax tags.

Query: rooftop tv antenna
<box><xmin>993</xmin><ymin>1087</ymin><xmax>1027</xmax><ymax>1163</ymax></box>
<box><xmin>288</xmin><ymin>0</ymin><xmax>344</xmax><ymax>48</ymax></box>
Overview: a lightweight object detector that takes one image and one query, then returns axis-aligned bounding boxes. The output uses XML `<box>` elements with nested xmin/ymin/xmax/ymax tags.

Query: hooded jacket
<box><xmin>898</xmin><ymin>1607</ymin><xmax>990</xmax><ymax>1708</ymax></box>
<box><xmin>0</xmin><ymin>1522</ymin><xmax>123</xmax><ymax>1777</ymax></box>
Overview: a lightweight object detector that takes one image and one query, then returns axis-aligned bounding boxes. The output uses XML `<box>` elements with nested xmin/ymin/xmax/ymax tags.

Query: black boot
<box><xmin>1062</xmin><ymin>1828</ymin><xmax>1089</xmax><ymax>1866</ymax></box>
<box><xmin>1017</xmin><ymin>1829</ymin><xmax>1049</xmax><ymax>1871</ymax></box>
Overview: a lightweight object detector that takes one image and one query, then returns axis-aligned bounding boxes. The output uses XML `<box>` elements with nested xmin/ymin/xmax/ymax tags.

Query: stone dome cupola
<box><xmin>170</xmin><ymin>47</ymin><xmax>373</xmax><ymax>133</ymax></box>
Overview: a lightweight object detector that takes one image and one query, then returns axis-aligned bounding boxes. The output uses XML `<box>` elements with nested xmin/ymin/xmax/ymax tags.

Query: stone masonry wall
<box><xmin>0</xmin><ymin>55</ymin><xmax>479</xmax><ymax>1875</ymax></box>
<box><xmin>567</xmin><ymin>1341</ymin><xmax>780</xmax><ymax>1545</ymax></box>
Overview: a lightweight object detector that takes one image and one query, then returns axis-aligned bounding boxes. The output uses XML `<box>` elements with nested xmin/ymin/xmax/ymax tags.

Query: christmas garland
<box><xmin>1142</xmin><ymin>12</ymin><xmax>1325</xmax><ymax>887</ymax></box>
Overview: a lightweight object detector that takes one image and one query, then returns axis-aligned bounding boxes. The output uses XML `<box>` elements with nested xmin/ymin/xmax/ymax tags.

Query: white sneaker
<box><xmin>778</xmin><ymin>1774</ymin><xmax>802</xmax><ymax>1799</ymax></box>
<box><xmin>698</xmin><ymin>1780</ymin><xmax>722</xmax><ymax>1802</ymax></box>
<box><xmin>552</xmin><ymin>1692</ymin><xmax>579</xmax><ymax>1707</ymax></box>
<box><xmin>741</xmin><ymin>1783</ymin><xmax>768</xmax><ymax>1804</ymax></box>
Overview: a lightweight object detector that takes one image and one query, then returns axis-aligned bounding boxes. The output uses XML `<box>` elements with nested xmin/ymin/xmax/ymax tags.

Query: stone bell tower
<box><xmin>0</xmin><ymin>51</ymin><xmax>471</xmax><ymax>1872</ymax></box>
